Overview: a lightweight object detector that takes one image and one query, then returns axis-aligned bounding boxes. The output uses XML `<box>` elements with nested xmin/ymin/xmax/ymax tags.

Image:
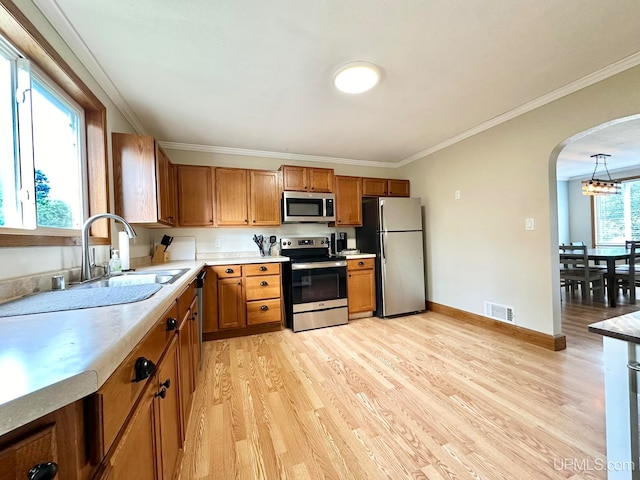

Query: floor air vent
<box><xmin>484</xmin><ymin>301</ymin><xmax>515</xmax><ymax>323</ymax></box>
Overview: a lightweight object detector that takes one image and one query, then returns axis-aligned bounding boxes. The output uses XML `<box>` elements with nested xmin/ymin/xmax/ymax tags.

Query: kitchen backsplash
<box><xmin>154</xmin><ymin>225</ymin><xmax>357</xmax><ymax>258</ymax></box>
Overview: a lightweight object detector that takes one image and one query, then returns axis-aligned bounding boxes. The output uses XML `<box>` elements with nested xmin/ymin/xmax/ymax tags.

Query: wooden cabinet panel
<box><xmin>347</xmin><ymin>258</ymin><xmax>375</xmax><ymax>271</ymax></box>
<box><xmin>102</xmin><ymin>384</ymin><xmax>156</xmax><ymax>480</ymax></box>
<box><xmin>245</xmin><ymin>275</ymin><xmax>280</xmax><ymax>301</ymax></box>
<box><xmin>362</xmin><ymin>178</ymin><xmax>388</xmax><ymax>197</ymax></box>
<box><xmin>347</xmin><ymin>266</ymin><xmax>376</xmax><ymax>314</ymax></box>
<box><xmin>215</xmin><ymin>168</ymin><xmax>249</xmax><ymax>226</ymax></box>
<box><xmin>247</xmin><ymin>298</ymin><xmax>282</xmax><ymax>325</ymax></box>
<box><xmin>202</xmin><ymin>267</ymin><xmax>218</xmax><ymax>334</ymax></box>
<box><xmin>244</xmin><ymin>263</ymin><xmax>280</xmax><ymax>276</ymax></box>
<box><xmin>388</xmin><ymin>179</ymin><xmax>410</xmax><ymax>197</ymax></box>
<box><xmin>189</xmin><ymin>295</ymin><xmax>199</xmax><ymax>391</ymax></box>
<box><xmin>112</xmin><ymin>133</ymin><xmax>175</xmax><ymax>227</ymax></box>
<box><xmin>178</xmin><ymin>311</ymin><xmax>193</xmax><ymax>442</ymax></box>
<box><xmin>177</xmin><ymin>165</ymin><xmax>214</xmax><ymax>226</ymax></box>
<box><xmin>155</xmin><ymin>338</ymin><xmax>182</xmax><ymax>480</ymax></box>
<box><xmin>280</xmin><ymin>165</ymin><xmax>334</xmax><ymax>192</ymax></box>
<box><xmin>212</xmin><ymin>265</ymin><xmax>242</xmax><ymax>279</ymax></box>
<box><xmin>0</xmin><ymin>424</ymin><xmax>57</xmax><ymax>480</ymax></box>
<box><xmin>249</xmin><ymin>170</ymin><xmax>281</xmax><ymax>226</ymax></box>
<box><xmin>218</xmin><ymin>278</ymin><xmax>245</xmax><ymax>329</ymax></box>
<box><xmin>334</xmin><ymin>175</ymin><xmax>362</xmax><ymax>226</ymax></box>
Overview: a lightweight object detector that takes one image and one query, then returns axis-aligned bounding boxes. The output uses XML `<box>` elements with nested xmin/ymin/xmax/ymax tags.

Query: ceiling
<box><xmin>34</xmin><ymin>0</ymin><xmax>640</xmax><ymax>174</ymax></box>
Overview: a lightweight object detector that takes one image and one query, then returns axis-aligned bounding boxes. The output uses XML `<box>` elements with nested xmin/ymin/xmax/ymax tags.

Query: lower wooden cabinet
<box><xmin>0</xmin><ymin>424</ymin><xmax>59</xmax><ymax>480</ymax></box>
<box><xmin>347</xmin><ymin>258</ymin><xmax>376</xmax><ymax>315</ymax></box>
<box><xmin>203</xmin><ymin>263</ymin><xmax>283</xmax><ymax>338</ymax></box>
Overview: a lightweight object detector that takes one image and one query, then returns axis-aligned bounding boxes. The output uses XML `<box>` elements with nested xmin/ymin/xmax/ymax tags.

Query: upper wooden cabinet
<box><xmin>112</xmin><ymin>133</ymin><xmax>176</xmax><ymax>227</ymax></box>
<box><xmin>216</xmin><ymin>168</ymin><xmax>280</xmax><ymax>227</ymax></box>
<box><xmin>388</xmin><ymin>179</ymin><xmax>410</xmax><ymax>197</ymax></box>
<box><xmin>249</xmin><ymin>170</ymin><xmax>281</xmax><ymax>226</ymax></box>
<box><xmin>362</xmin><ymin>178</ymin><xmax>410</xmax><ymax>197</ymax></box>
<box><xmin>177</xmin><ymin>165</ymin><xmax>214</xmax><ymax>227</ymax></box>
<box><xmin>334</xmin><ymin>175</ymin><xmax>362</xmax><ymax>226</ymax></box>
<box><xmin>280</xmin><ymin>165</ymin><xmax>334</xmax><ymax>193</ymax></box>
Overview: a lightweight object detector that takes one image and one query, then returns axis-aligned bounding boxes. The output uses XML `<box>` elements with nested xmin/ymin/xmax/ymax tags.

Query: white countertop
<box><xmin>198</xmin><ymin>254</ymin><xmax>290</xmax><ymax>265</ymax></box>
<box><xmin>343</xmin><ymin>253</ymin><xmax>376</xmax><ymax>259</ymax></box>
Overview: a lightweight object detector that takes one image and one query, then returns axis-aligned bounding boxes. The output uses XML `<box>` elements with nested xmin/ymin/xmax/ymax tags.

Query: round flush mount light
<box><xmin>334</xmin><ymin>61</ymin><xmax>380</xmax><ymax>94</ymax></box>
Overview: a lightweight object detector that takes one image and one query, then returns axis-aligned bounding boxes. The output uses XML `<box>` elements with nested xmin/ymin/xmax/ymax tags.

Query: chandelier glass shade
<box><xmin>581</xmin><ymin>154</ymin><xmax>621</xmax><ymax>196</ymax></box>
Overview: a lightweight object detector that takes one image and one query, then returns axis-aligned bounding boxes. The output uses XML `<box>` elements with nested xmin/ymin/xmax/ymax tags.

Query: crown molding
<box><xmin>32</xmin><ymin>0</ymin><xmax>147</xmax><ymax>134</ymax></box>
<box><xmin>397</xmin><ymin>51</ymin><xmax>640</xmax><ymax>167</ymax></box>
<box><xmin>158</xmin><ymin>142</ymin><xmax>393</xmax><ymax>168</ymax></box>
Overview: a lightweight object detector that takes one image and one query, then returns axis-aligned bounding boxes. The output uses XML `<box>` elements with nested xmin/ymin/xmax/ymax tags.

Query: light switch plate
<box><xmin>525</xmin><ymin>218</ymin><xmax>535</xmax><ymax>230</ymax></box>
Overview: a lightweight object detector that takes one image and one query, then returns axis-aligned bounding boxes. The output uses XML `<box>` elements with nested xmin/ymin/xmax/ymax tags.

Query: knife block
<box><xmin>151</xmin><ymin>245</ymin><xmax>169</xmax><ymax>264</ymax></box>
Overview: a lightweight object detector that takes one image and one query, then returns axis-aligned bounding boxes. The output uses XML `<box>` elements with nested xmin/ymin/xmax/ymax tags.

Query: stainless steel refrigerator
<box><xmin>356</xmin><ymin>197</ymin><xmax>426</xmax><ymax>317</ymax></box>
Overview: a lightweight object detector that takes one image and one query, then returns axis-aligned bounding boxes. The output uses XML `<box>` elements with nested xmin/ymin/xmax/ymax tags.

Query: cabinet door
<box><xmin>249</xmin><ymin>170</ymin><xmax>281</xmax><ymax>226</ymax></box>
<box><xmin>388</xmin><ymin>179</ymin><xmax>410</xmax><ymax>197</ymax></box>
<box><xmin>362</xmin><ymin>178</ymin><xmax>388</xmax><ymax>197</ymax></box>
<box><xmin>104</xmin><ymin>383</ymin><xmax>157</xmax><ymax>480</ymax></box>
<box><xmin>155</xmin><ymin>338</ymin><xmax>182</xmax><ymax>480</ymax></box>
<box><xmin>334</xmin><ymin>175</ymin><xmax>362</xmax><ymax>226</ymax></box>
<box><xmin>155</xmin><ymin>146</ymin><xmax>174</xmax><ymax>225</ymax></box>
<box><xmin>218</xmin><ymin>277</ymin><xmax>246</xmax><ymax>329</ymax></box>
<box><xmin>189</xmin><ymin>296</ymin><xmax>199</xmax><ymax>390</ymax></box>
<box><xmin>202</xmin><ymin>267</ymin><xmax>218</xmax><ymax>334</ymax></box>
<box><xmin>168</xmin><ymin>162</ymin><xmax>177</xmax><ymax>225</ymax></box>
<box><xmin>308</xmin><ymin>168</ymin><xmax>334</xmax><ymax>193</ymax></box>
<box><xmin>177</xmin><ymin>165</ymin><xmax>214</xmax><ymax>226</ymax></box>
<box><xmin>281</xmin><ymin>165</ymin><xmax>307</xmax><ymax>191</ymax></box>
<box><xmin>216</xmin><ymin>168</ymin><xmax>249</xmax><ymax>226</ymax></box>
<box><xmin>0</xmin><ymin>425</ymin><xmax>58</xmax><ymax>480</ymax></box>
<box><xmin>347</xmin><ymin>269</ymin><xmax>376</xmax><ymax>314</ymax></box>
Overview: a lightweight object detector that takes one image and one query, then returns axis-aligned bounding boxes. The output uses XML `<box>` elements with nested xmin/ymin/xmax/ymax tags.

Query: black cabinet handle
<box><xmin>358</xmin><ymin>261</ymin><xmax>364</xmax><ymax>266</ymax></box>
<box><xmin>260</xmin><ymin>305</ymin><xmax>269</xmax><ymax>311</ymax></box>
<box><xmin>259</xmin><ymin>266</ymin><xmax>267</xmax><ymax>271</ymax></box>
<box><xmin>260</xmin><ymin>281</ymin><xmax>268</xmax><ymax>287</ymax></box>
<box><xmin>160</xmin><ymin>378</ymin><xmax>171</xmax><ymax>389</ymax></box>
<box><xmin>166</xmin><ymin>317</ymin><xmax>177</xmax><ymax>331</ymax></box>
<box><xmin>133</xmin><ymin>357</ymin><xmax>156</xmax><ymax>382</ymax></box>
<box><xmin>28</xmin><ymin>462</ymin><xmax>58</xmax><ymax>480</ymax></box>
<box><xmin>252</xmin><ymin>220</ymin><xmax>256</xmax><ymax>223</ymax></box>
<box><xmin>192</xmin><ymin>311</ymin><xmax>198</xmax><ymax>321</ymax></box>
<box><xmin>155</xmin><ymin>388</ymin><xmax>167</xmax><ymax>399</ymax></box>
<box><xmin>225</xmin><ymin>268</ymin><xmax>234</xmax><ymax>274</ymax></box>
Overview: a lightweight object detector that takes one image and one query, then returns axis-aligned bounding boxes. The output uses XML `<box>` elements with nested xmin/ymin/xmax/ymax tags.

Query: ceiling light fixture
<box><xmin>581</xmin><ymin>153</ymin><xmax>621</xmax><ymax>195</ymax></box>
<box><xmin>334</xmin><ymin>62</ymin><xmax>380</xmax><ymax>94</ymax></box>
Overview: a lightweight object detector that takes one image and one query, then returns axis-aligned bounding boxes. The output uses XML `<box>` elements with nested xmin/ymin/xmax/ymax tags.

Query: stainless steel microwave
<box><xmin>282</xmin><ymin>191</ymin><xmax>336</xmax><ymax>223</ymax></box>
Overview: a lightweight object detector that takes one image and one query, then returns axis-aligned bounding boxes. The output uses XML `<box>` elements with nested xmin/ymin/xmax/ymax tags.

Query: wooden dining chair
<box><xmin>615</xmin><ymin>241</ymin><xmax>640</xmax><ymax>304</ymax></box>
<box><xmin>559</xmin><ymin>245</ymin><xmax>605</xmax><ymax>301</ymax></box>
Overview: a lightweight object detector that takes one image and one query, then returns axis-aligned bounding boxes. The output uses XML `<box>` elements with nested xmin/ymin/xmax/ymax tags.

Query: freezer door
<box><xmin>380</xmin><ymin>230</ymin><xmax>425</xmax><ymax>317</ymax></box>
<box><xmin>379</xmin><ymin>197</ymin><xmax>422</xmax><ymax>232</ymax></box>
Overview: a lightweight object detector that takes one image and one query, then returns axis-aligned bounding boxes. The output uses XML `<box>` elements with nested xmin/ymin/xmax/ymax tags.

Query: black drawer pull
<box><xmin>160</xmin><ymin>378</ymin><xmax>171</xmax><ymax>389</ymax></box>
<box><xmin>133</xmin><ymin>357</ymin><xmax>156</xmax><ymax>382</ymax></box>
<box><xmin>28</xmin><ymin>462</ymin><xmax>58</xmax><ymax>480</ymax></box>
<box><xmin>259</xmin><ymin>266</ymin><xmax>267</xmax><ymax>271</ymax></box>
<box><xmin>260</xmin><ymin>305</ymin><xmax>269</xmax><ymax>311</ymax></box>
<box><xmin>260</xmin><ymin>281</ymin><xmax>268</xmax><ymax>287</ymax></box>
<box><xmin>225</xmin><ymin>268</ymin><xmax>234</xmax><ymax>274</ymax></box>
<box><xmin>155</xmin><ymin>388</ymin><xmax>167</xmax><ymax>399</ymax></box>
<box><xmin>358</xmin><ymin>261</ymin><xmax>364</xmax><ymax>266</ymax></box>
<box><xmin>166</xmin><ymin>317</ymin><xmax>177</xmax><ymax>331</ymax></box>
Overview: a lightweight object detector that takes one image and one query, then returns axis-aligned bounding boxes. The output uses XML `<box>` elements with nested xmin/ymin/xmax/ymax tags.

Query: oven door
<box><xmin>291</xmin><ymin>261</ymin><xmax>347</xmax><ymax>312</ymax></box>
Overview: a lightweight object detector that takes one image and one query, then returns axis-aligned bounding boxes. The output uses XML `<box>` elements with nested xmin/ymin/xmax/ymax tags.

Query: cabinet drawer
<box><xmin>177</xmin><ymin>280</ymin><xmax>197</xmax><ymax>319</ymax></box>
<box><xmin>212</xmin><ymin>265</ymin><xmax>242</xmax><ymax>278</ymax></box>
<box><xmin>247</xmin><ymin>298</ymin><xmax>282</xmax><ymax>325</ymax></box>
<box><xmin>89</xmin><ymin>301</ymin><xmax>178</xmax><ymax>462</ymax></box>
<box><xmin>244</xmin><ymin>263</ymin><xmax>281</xmax><ymax>276</ymax></box>
<box><xmin>245</xmin><ymin>275</ymin><xmax>281</xmax><ymax>301</ymax></box>
<box><xmin>347</xmin><ymin>258</ymin><xmax>375</xmax><ymax>271</ymax></box>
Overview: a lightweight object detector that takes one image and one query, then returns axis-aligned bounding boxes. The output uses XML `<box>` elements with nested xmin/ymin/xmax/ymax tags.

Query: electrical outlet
<box><xmin>454</xmin><ymin>190</ymin><xmax>461</xmax><ymax>200</ymax></box>
<box><xmin>525</xmin><ymin>218</ymin><xmax>535</xmax><ymax>230</ymax></box>
<box><xmin>214</xmin><ymin>239</ymin><xmax>221</xmax><ymax>247</ymax></box>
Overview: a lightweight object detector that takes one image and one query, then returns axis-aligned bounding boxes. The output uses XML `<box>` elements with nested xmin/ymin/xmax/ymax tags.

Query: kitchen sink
<box><xmin>72</xmin><ymin>268</ymin><xmax>190</xmax><ymax>289</ymax></box>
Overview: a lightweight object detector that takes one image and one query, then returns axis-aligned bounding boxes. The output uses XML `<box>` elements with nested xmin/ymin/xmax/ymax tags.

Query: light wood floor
<box><xmin>178</xmin><ymin>294</ymin><xmax>640</xmax><ymax>480</ymax></box>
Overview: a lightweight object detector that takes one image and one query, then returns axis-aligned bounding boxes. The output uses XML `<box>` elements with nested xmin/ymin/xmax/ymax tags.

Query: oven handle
<box><xmin>291</xmin><ymin>260</ymin><xmax>347</xmax><ymax>270</ymax></box>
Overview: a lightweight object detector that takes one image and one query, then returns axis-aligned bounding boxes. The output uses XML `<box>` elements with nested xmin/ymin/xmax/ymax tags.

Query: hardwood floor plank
<box><xmin>178</xmin><ymin>293</ymin><xmax>640</xmax><ymax>479</ymax></box>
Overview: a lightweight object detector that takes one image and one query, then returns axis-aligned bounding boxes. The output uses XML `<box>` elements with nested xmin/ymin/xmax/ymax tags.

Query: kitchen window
<box><xmin>0</xmin><ymin>36</ymin><xmax>86</xmax><ymax>231</ymax></box>
<box><xmin>0</xmin><ymin>2</ymin><xmax>109</xmax><ymax>246</ymax></box>
<box><xmin>594</xmin><ymin>176</ymin><xmax>640</xmax><ymax>246</ymax></box>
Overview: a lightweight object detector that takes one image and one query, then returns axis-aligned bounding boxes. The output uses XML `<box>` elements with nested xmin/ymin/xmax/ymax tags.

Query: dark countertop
<box><xmin>588</xmin><ymin>311</ymin><xmax>640</xmax><ymax>344</ymax></box>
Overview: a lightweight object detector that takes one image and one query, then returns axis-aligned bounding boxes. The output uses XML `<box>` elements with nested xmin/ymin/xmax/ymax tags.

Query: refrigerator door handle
<box><xmin>380</xmin><ymin>201</ymin><xmax>385</xmax><ymax>232</ymax></box>
<box><xmin>380</xmin><ymin>232</ymin><xmax>386</xmax><ymax>261</ymax></box>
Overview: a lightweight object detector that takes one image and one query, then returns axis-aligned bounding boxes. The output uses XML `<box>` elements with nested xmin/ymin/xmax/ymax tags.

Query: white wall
<box><xmin>557</xmin><ymin>181</ymin><xmax>570</xmax><ymax>245</ymax></box>
<box><xmin>399</xmin><ymin>65</ymin><xmax>640</xmax><ymax>336</ymax></box>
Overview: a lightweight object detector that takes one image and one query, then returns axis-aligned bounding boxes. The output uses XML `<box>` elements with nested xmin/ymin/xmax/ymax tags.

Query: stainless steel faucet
<box><xmin>81</xmin><ymin>213</ymin><xmax>136</xmax><ymax>282</ymax></box>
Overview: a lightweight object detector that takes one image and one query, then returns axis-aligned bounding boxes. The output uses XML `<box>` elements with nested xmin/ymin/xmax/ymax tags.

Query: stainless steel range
<box><xmin>281</xmin><ymin>236</ymin><xmax>348</xmax><ymax>332</ymax></box>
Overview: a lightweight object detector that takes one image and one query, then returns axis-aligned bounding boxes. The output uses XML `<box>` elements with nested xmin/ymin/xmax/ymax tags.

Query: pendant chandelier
<box><xmin>581</xmin><ymin>154</ymin><xmax>621</xmax><ymax>196</ymax></box>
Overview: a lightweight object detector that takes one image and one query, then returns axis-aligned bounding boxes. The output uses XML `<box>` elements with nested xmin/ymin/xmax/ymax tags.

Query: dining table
<box><xmin>561</xmin><ymin>247</ymin><xmax>630</xmax><ymax>307</ymax></box>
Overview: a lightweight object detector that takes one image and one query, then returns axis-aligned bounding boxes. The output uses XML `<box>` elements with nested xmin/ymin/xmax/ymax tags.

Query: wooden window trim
<box><xmin>0</xmin><ymin>0</ymin><xmax>109</xmax><ymax>246</ymax></box>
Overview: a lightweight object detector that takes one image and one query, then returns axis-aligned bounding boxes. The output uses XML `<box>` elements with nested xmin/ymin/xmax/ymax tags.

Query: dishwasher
<box><xmin>196</xmin><ymin>269</ymin><xmax>206</xmax><ymax>369</ymax></box>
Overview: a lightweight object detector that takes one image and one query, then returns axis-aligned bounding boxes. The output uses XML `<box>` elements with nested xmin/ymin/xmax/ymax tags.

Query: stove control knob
<box><xmin>287</xmin><ymin>241</ymin><xmax>291</xmax><ymax>245</ymax></box>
